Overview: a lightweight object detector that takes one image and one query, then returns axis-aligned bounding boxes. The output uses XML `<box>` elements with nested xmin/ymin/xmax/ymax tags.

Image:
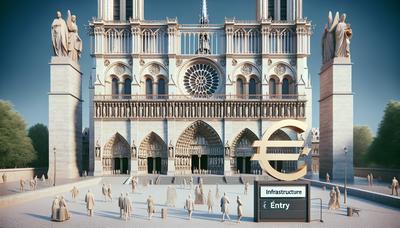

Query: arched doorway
<box><xmin>103</xmin><ymin>133</ymin><xmax>131</xmax><ymax>175</ymax></box>
<box><xmin>138</xmin><ymin>132</ymin><xmax>168</xmax><ymax>174</ymax></box>
<box><xmin>231</xmin><ymin>129</ymin><xmax>260</xmax><ymax>174</ymax></box>
<box><xmin>267</xmin><ymin>129</ymin><xmax>298</xmax><ymax>173</ymax></box>
<box><xmin>175</xmin><ymin>120</ymin><xmax>224</xmax><ymax>175</ymax></box>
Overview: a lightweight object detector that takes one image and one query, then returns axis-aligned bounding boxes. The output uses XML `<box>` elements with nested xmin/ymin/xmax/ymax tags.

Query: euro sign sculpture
<box><xmin>251</xmin><ymin>120</ymin><xmax>310</xmax><ymax>181</ymax></box>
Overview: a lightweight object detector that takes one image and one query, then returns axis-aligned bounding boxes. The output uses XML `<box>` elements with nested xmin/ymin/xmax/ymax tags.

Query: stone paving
<box><xmin>0</xmin><ymin>176</ymin><xmax>399</xmax><ymax>228</ymax></box>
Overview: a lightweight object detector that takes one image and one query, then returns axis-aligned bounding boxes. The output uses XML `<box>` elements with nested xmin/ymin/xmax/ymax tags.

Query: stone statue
<box><xmin>224</xmin><ymin>141</ymin><xmax>230</xmax><ymax>156</ymax></box>
<box><xmin>335</xmin><ymin>186</ymin><xmax>341</xmax><ymax>209</ymax></box>
<box><xmin>58</xmin><ymin>195</ymin><xmax>70</xmax><ymax>221</ymax></box>
<box><xmin>194</xmin><ymin>185</ymin><xmax>205</xmax><ymax>204</ymax></box>
<box><xmin>118</xmin><ymin>193</ymin><xmax>125</xmax><ymax>218</ymax></box>
<box><xmin>102</xmin><ymin>183</ymin><xmax>107</xmax><ymax>201</ymax></box>
<box><xmin>168</xmin><ymin>141</ymin><xmax>175</xmax><ymax>158</ymax></box>
<box><xmin>244</xmin><ymin>182</ymin><xmax>249</xmax><ymax>195</ymax></box>
<box><xmin>335</xmin><ymin>13</ymin><xmax>352</xmax><ymax>58</ymax></box>
<box><xmin>70</xmin><ymin>186</ymin><xmax>79</xmax><ymax>202</ymax></box>
<box><xmin>123</xmin><ymin>193</ymin><xmax>132</xmax><ymax>221</ymax></box>
<box><xmin>107</xmin><ymin>184</ymin><xmax>113</xmax><ymax>202</ymax></box>
<box><xmin>147</xmin><ymin>195</ymin><xmax>155</xmax><ymax>220</ymax></box>
<box><xmin>51</xmin><ymin>11</ymin><xmax>68</xmax><ymax>57</ymax></box>
<box><xmin>66</xmin><ymin>10</ymin><xmax>82</xmax><ymax>61</ymax></box>
<box><xmin>322</xmin><ymin>11</ymin><xmax>353</xmax><ymax>63</ymax></box>
<box><xmin>131</xmin><ymin>177</ymin><xmax>138</xmax><ymax>193</ymax></box>
<box><xmin>51</xmin><ymin>196</ymin><xmax>60</xmax><ymax>221</ymax></box>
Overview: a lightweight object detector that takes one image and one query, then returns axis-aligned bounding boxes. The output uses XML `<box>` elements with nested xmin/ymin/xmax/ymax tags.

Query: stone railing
<box><xmin>93</xmin><ymin>95</ymin><xmax>306</xmax><ymax>120</ymax></box>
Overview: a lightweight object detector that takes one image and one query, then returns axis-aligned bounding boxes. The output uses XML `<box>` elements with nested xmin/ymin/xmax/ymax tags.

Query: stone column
<box><xmin>319</xmin><ymin>57</ymin><xmax>354</xmax><ymax>182</ymax></box>
<box><xmin>48</xmin><ymin>57</ymin><xmax>82</xmax><ymax>180</ymax></box>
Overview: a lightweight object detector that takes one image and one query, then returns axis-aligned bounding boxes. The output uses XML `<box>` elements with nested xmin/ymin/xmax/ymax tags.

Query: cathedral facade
<box><xmin>88</xmin><ymin>0</ymin><xmax>312</xmax><ymax>176</ymax></box>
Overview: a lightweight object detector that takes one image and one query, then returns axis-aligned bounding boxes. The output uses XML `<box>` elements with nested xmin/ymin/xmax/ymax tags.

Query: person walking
<box><xmin>185</xmin><ymin>194</ymin><xmax>195</xmax><ymax>220</ymax></box>
<box><xmin>85</xmin><ymin>190</ymin><xmax>95</xmax><ymax>216</ymax></box>
<box><xmin>220</xmin><ymin>192</ymin><xmax>231</xmax><ymax>222</ymax></box>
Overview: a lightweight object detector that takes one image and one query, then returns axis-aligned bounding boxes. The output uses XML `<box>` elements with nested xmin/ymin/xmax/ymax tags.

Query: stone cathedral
<box><xmin>87</xmin><ymin>0</ymin><xmax>313</xmax><ymax>176</ymax></box>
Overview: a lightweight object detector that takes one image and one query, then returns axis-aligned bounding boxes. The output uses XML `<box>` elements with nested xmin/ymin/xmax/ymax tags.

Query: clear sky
<box><xmin>0</xmin><ymin>0</ymin><xmax>399</xmax><ymax>135</ymax></box>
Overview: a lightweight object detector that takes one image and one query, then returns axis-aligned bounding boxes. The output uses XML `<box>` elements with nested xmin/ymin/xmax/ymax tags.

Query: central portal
<box><xmin>176</xmin><ymin>121</ymin><xmax>224</xmax><ymax>175</ymax></box>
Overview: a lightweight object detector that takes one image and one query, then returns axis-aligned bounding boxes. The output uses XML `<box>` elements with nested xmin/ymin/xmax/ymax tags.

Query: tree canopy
<box><xmin>367</xmin><ymin>100</ymin><xmax>400</xmax><ymax>168</ymax></box>
<box><xmin>0</xmin><ymin>101</ymin><xmax>36</xmax><ymax>168</ymax></box>
<box><xmin>28</xmin><ymin>123</ymin><xmax>49</xmax><ymax>168</ymax></box>
<box><xmin>353</xmin><ymin>126</ymin><xmax>373</xmax><ymax>167</ymax></box>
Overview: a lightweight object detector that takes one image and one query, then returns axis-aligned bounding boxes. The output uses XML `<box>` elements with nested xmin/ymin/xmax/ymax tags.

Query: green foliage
<box><xmin>367</xmin><ymin>100</ymin><xmax>400</xmax><ymax>168</ymax></box>
<box><xmin>0</xmin><ymin>101</ymin><xmax>36</xmax><ymax>168</ymax></box>
<box><xmin>28</xmin><ymin>123</ymin><xmax>49</xmax><ymax>168</ymax></box>
<box><xmin>353</xmin><ymin>126</ymin><xmax>373</xmax><ymax>167</ymax></box>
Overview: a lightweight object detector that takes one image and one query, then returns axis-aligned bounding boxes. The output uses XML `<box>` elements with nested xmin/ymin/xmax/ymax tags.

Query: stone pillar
<box><xmin>48</xmin><ymin>57</ymin><xmax>82</xmax><ymax>180</ymax></box>
<box><xmin>319</xmin><ymin>57</ymin><xmax>354</xmax><ymax>182</ymax></box>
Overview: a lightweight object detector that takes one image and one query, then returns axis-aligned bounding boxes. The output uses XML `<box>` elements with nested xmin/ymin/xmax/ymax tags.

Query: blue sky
<box><xmin>0</xmin><ymin>0</ymin><xmax>399</xmax><ymax>135</ymax></box>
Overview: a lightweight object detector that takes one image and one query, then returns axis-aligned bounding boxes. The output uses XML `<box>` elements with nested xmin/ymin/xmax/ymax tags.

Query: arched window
<box><xmin>237</xmin><ymin>78</ymin><xmax>244</xmax><ymax>99</ymax></box>
<box><xmin>282</xmin><ymin>78</ymin><xmax>290</xmax><ymax>99</ymax></box>
<box><xmin>158</xmin><ymin>78</ymin><xmax>166</xmax><ymax>99</ymax></box>
<box><xmin>249</xmin><ymin>78</ymin><xmax>257</xmax><ymax>99</ymax></box>
<box><xmin>112</xmin><ymin>78</ymin><xmax>119</xmax><ymax>99</ymax></box>
<box><xmin>269</xmin><ymin>78</ymin><xmax>276</xmax><ymax>98</ymax></box>
<box><xmin>126</xmin><ymin>0</ymin><xmax>133</xmax><ymax>20</ymax></box>
<box><xmin>145</xmin><ymin>78</ymin><xmax>153</xmax><ymax>99</ymax></box>
<box><xmin>268</xmin><ymin>0</ymin><xmax>275</xmax><ymax>20</ymax></box>
<box><xmin>124</xmin><ymin>78</ymin><xmax>132</xmax><ymax>99</ymax></box>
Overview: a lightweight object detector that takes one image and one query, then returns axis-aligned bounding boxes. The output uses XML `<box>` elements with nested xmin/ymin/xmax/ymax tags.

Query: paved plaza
<box><xmin>0</xmin><ymin>177</ymin><xmax>399</xmax><ymax>228</ymax></box>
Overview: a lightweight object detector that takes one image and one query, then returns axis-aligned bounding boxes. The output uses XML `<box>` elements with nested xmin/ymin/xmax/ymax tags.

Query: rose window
<box><xmin>183</xmin><ymin>64</ymin><xmax>219</xmax><ymax>97</ymax></box>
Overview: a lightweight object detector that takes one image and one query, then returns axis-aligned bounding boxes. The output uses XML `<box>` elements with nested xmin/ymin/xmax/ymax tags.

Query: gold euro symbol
<box><xmin>251</xmin><ymin>120</ymin><xmax>310</xmax><ymax>181</ymax></box>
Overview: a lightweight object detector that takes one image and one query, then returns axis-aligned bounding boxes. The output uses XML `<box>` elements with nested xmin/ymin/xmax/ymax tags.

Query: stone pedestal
<box><xmin>224</xmin><ymin>158</ymin><xmax>231</xmax><ymax>176</ymax></box>
<box><xmin>167</xmin><ymin>158</ymin><xmax>175</xmax><ymax>176</ymax></box>
<box><xmin>319</xmin><ymin>57</ymin><xmax>354</xmax><ymax>182</ymax></box>
<box><xmin>131</xmin><ymin>159</ymin><xmax>139</xmax><ymax>175</ymax></box>
<box><xmin>48</xmin><ymin>57</ymin><xmax>82</xmax><ymax>180</ymax></box>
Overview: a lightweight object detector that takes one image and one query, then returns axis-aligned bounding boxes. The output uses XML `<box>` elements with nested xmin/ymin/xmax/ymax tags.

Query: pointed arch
<box><xmin>175</xmin><ymin>120</ymin><xmax>224</xmax><ymax>175</ymax></box>
<box><xmin>231</xmin><ymin>128</ymin><xmax>260</xmax><ymax>174</ymax></box>
<box><xmin>138</xmin><ymin>132</ymin><xmax>168</xmax><ymax>174</ymax></box>
<box><xmin>102</xmin><ymin>133</ymin><xmax>131</xmax><ymax>175</ymax></box>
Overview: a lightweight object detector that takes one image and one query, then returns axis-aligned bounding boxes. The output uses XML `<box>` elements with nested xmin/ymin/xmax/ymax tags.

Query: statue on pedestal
<box><xmin>66</xmin><ymin>10</ymin><xmax>82</xmax><ymax>61</ymax></box>
<box><xmin>51</xmin><ymin>11</ymin><xmax>68</xmax><ymax>57</ymax></box>
<box><xmin>322</xmin><ymin>11</ymin><xmax>353</xmax><ymax>63</ymax></box>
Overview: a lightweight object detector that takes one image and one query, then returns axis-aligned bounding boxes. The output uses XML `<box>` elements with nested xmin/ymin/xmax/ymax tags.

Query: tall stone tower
<box><xmin>48</xmin><ymin>57</ymin><xmax>82</xmax><ymax>180</ymax></box>
<box><xmin>319</xmin><ymin>11</ymin><xmax>354</xmax><ymax>182</ymax></box>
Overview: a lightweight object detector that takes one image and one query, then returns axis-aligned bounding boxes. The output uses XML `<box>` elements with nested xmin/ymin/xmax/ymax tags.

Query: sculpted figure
<box><xmin>326</xmin><ymin>173</ymin><xmax>330</xmax><ymax>183</ymax></box>
<box><xmin>131</xmin><ymin>177</ymin><xmax>138</xmax><ymax>193</ymax></box>
<box><xmin>66</xmin><ymin>10</ymin><xmax>82</xmax><ymax>61</ymax></box>
<box><xmin>185</xmin><ymin>194</ymin><xmax>195</xmax><ymax>220</ymax></box>
<box><xmin>107</xmin><ymin>184</ymin><xmax>113</xmax><ymax>202</ymax></box>
<box><xmin>220</xmin><ymin>192</ymin><xmax>231</xmax><ymax>222</ymax></box>
<box><xmin>335</xmin><ymin>13</ymin><xmax>352</xmax><ymax>57</ymax></box>
<box><xmin>102</xmin><ymin>183</ymin><xmax>107</xmax><ymax>201</ymax></box>
<box><xmin>51</xmin><ymin>11</ymin><xmax>68</xmax><ymax>57</ymax></box>
<box><xmin>58</xmin><ymin>195</ymin><xmax>70</xmax><ymax>221</ymax></box>
<box><xmin>85</xmin><ymin>190</ymin><xmax>95</xmax><ymax>216</ymax></box>
<box><xmin>322</xmin><ymin>11</ymin><xmax>338</xmax><ymax>63</ymax></box>
<box><xmin>244</xmin><ymin>182</ymin><xmax>249</xmax><ymax>195</ymax></box>
<box><xmin>20</xmin><ymin>178</ymin><xmax>25</xmax><ymax>192</ymax></box>
<box><xmin>335</xmin><ymin>186</ymin><xmax>341</xmax><ymax>209</ymax></box>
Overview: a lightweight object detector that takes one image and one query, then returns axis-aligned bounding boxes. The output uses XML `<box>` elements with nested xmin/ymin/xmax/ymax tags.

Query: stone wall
<box><xmin>0</xmin><ymin>168</ymin><xmax>47</xmax><ymax>184</ymax></box>
<box><xmin>354</xmin><ymin>168</ymin><xmax>400</xmax><ymax>182</ymax></box>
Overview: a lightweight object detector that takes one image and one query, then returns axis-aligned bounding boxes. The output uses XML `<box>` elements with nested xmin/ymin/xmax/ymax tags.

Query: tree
<box><xmin>0</xmin><ymin>101</ymin><xmax>36</xmax><ymax>168</ymax></box>
<box><xmin>367</xmin><ymin>100</ymin><xmax>400</xmax><ymax>168</ymax></box>
<box><xmin>28</xmin><ymin>124</ymin><xmax>49</xmax><ymax>168</ymax></box>
<box><xmin>353</xmin><ymin>126</ymin><xmax>373</xmax><ymax>167</ymax></box>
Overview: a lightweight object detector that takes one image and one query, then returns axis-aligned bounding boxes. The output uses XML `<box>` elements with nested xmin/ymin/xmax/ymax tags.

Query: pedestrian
<box><xmin>118</xmin><ymin>193</ymin><xmax>125</xmax><ymax>218</ymax></box>
<box><xmin>123</xmin><ymin>192</ymin><xmax>132</xmax><ymax>221</ymax></box>
<box><xmin>370</xmin><ymin>173</ymin><xmax>374</xmax><ymax>186</ymax></box>
<box><xmin>131</xmin><ymin>177</ymin><xmax>137</xmax><ymax>193</ymax></box>
<box><xmin>326</xmin><ymin>173</ymin><xmax>330</xmax><ymax>183</ymax></box>
<box><xmin>185</xmin><ymin>194</ymin><xmax>195</xmax><ymax>220</ymax></box>
<box><xmin>335</xmin><ymin>186</ymin><xmax>341</xmax><ymax>208</ymax></box>
<box><xmin>107</xmin><ymin>184</ymin><xmax>113</xmax><ymax>202</ymax></box>
<box><xmin>244</xmin><ymin>182</ymin><xmax>249</xmax><ymax>195</ymax></box>
<box><xmin>20</xmin><ymin>178</ymin><xmax>25</xmax><ymax>192</ymax></box>
<box><xmin>2</xmin><ymin>173</ymin><xmax>7</xmax><ymax>183</ymax></box>
<box><xmin>391</xmin><ymin>177</ymin><xmax>399</xmax><ymax>196</ymax></box>
<box><xmin>70</xmin><ymin>186</ymin><xmax>79</xmax><ymax>201</ymax></box>
<box><xmin>51</xmin><ymin>196</ymin><xmax>60</xmax><ymax>221</ymax></box>
<box><xmin>328</xmin><ymin>187</ymin><xmax>337</xmax><ymax>210</ymax></box>
<box><xmin>102</xmin><ymin>184</ymin><xmax>107</xmax><ymax>202</ymax></box>
<box><xmin>207</xmin><ymin>189</ymin><xmax>213</xmax><ymax>213</ymax></box>
<box><xmin>236</xmin><ymin>196</ymin><xmax>243</xmax><ymax>223</ymax></box>
<box><xmin>58</xmin><ymin>195</ymin><xmax>70</xmax><ymax>221</ymax></box>
<box><xmin>367</xmin><ymin>174</ymin><xmax>371</xmax><ymax>186</ymax></box>
<box><xmin>220</xmin><ymin>192</ymin><xmax>231</xmax><ymax>222</ymax></box>
<box><xmin>85</xmin><ymin>190</ymin><xmax>95</xmax><ymax>216</ymax></box>
<box><xmin>147</xmin><ymin>195</ymin><xmax>155</xmax><ymax>220</ymax></box>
